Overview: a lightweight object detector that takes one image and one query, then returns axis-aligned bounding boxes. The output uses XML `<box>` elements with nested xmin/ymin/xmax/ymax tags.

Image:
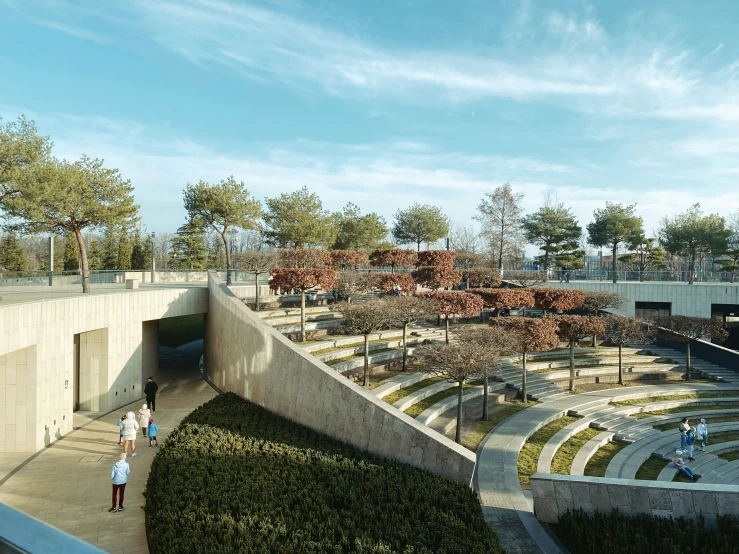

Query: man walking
<box><xmin>144</xmin><ymin>376</ymin><xmax>158</xmax><ymax>413</ymax></box>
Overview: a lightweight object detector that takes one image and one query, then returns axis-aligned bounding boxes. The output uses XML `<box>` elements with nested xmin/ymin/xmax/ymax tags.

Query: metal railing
<box><xmin>502</xmin><ymin>268</ymin><xmax>739</xmax><ymax>284</ymax></box>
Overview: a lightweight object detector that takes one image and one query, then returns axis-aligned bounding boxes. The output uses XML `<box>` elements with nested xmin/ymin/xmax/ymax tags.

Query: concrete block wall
<box><xmin>540</xmin><ymin>281</ymin><xmax>739</xmax><ymax>318</ymax></box>
<box><xmin>530</xmin><ymin>473</ymin><xmax>739</xmax><ymax>526</ymax></box>
<box><xmin>204</xmin><ymin>274</ymin><xmax>476</xmax><ymax>485</ymax></box>
<box><xmin>0</xmin><ymin>287</ymin><xmax>208</xmax><ymax>453</ymax></box>
<box><xmin>0</xmin><ymin>346</ymin><xmax>37</xmax><ymax>452</ymax></box>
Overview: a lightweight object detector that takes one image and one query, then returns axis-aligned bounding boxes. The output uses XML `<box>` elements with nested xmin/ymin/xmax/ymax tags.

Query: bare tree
<box><xmin>386</xmin><ymin>295</ymin><xmax>436</xmax><ymax>371</ymax></box>
<box><xmin>335</xmin><ymin>270</ymin><xmax>377</xmax><ymax>303</ymax></box>
<box><xmin>238</xmin><ymin>250</ymin><xmax>278</xmax><ymax>310</ymax></box>
<box><xmin>415</xmin><ymin>326</ymin><xmax>506</xmax><ymax>442</ymax></box>
<box><xmin>449</xmin><ymin>223</ymin><xmax>485</xmax><ymax>268</ymax></box>
<box><xmin>604</xmin><ymin>315</ymin><xmax>655</xmax><ymax>385</ymax></box>
<box><xmin>655</xmin><ymin>316</ymin><xmax>728</xmax><ymax>380</ymax></box>
<box><xmin>583</xmin><ymin>291</ymin><xmax>625</xmax><ymax>346</ymax></box>
<box><xmin>339</xmin><ymin>300</ymin><xmax>393</xmax><ymax>386</ymax></box>
<box><xmin>476</xmin><ymin>183</ymin><xmax>525</xmax><ymax>270</ymax></box>
<box><xmin>502</xmin><ymin>270</ymin><xmax>547</xmax><ymax>288</ymax></box>
<box><xmin>554</xmin><ymin>315</ymin><xmax>606</xmax><ymax>392</ymax></box>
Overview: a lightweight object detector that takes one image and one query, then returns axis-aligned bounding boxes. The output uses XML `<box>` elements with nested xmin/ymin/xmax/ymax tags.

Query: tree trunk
<box><xmin>73</xmin><ymin>228</ymin><xmax>90</xmax><ymax>293</ymax></box>
<box><xmin>592</xmin><ymin>310</ymin><xmax>598</xmax><ymax>347</ymax></box>
<box><xmin>254</xmin><ymin>272</ymin><xmax>260</xmax><ymax>311</ymax></box>
<box><xmin>455</xmin><ymin>381</ymin><xmax>464</xmax><ymax>443</ymax></box>
<box><xmin>482</xmin><ymin>372</ymin><xmax>489</xmax><ymax>421</ymax></box>
<box><xmin>300</xmin><ymin>290</ymin><xmax>306</xmax><ymax>342</ymax></box>
<box><xmin>402</xmin><ymin>322</ymin><xmax>408</xmax><ymax>372</ymax></box>
<box><xmin>611</xmin><ymin>244</ymin><xmax>618</xmax><ymax>284</ymax></box>
<box><xmin>221</xmin><ymin>231</ymin><xmax>232</xmax><ymax>285</ymax></box>
<box><xmin>445</xmin><ymin>316</ymin><xmax>450</xmax><ymax>344</ymax></box>
<box><xmin>618</xmin><ymin>343</ymin><xmax>624</xmax><ymax>385</ymax></box>
<box><xmin>543</xmin><ymin>247</ymin><xmax>550</xmax><ymax>272</ymax></box>
<box><xmin>685</xmin><ymin>340</ymin><xmax>691</xmax><ymax>381</ymax></box>
<box><xmin>363</xmin><ymin>334</ymin><xmax>370</xmax><ymax>386</ymax></box>
<box><xmin>522</xmin><ymin>349</ymin><xmax>528</xmax><ymax>403</ymax></box>
<box><xmin>417</xmin><ymin>240</ymin><xmax>421</xmax><ymax>253</ymax></box>
<box><xmin>688</xmin><ymin>256</ymin><xmax>695</xmax><ymax>285</ymax></box>
<box><xmin>569</xmin><ymin>340</ymin><xmax>575</xmax><ymax>392</ymax></box>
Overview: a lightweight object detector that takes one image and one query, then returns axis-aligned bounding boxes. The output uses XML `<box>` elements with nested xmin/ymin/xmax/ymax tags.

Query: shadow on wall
<box><xmin>204</xmin><ymin>274</ymin><xmax>476</xmax><ymax>485</ymax></box>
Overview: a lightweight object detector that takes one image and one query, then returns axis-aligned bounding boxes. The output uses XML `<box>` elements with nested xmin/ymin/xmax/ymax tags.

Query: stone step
<box><xmin>372</xmin><ymin>373</ymin><xmax>427</xmax><ymax>399</ymax></box>
<box><xmin>715</xmin><ymin>463</ymin><xmax>739</xmax><ymax>484</ymax></box>
<box><xmin>702</xmin><ymin>458</ymin><xmax>739</xmax><ymax>483</ymax></box>
<box><xmin>392</xmin><ymin>380</ymin><xmax>456</xmax><ymax>412</ymax></box>
<box><xmin>415</xmin><ymin>383</ymin><xmax>507</xmax><ymax>426</ymax></box>
<box><xmin>537</xmin><ymin>417</ymin><xmax>598</xmax><ymax>474</ymax></box>
<box><xmin>570</xmin><ymin>432</ymin><xmax>616</xmax><ymax>476</ymax></box>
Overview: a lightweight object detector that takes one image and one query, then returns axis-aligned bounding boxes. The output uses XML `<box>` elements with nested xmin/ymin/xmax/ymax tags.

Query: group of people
<box><xmin>673</xmin><ymin>417</ymin><xmax>709</xmax><ymax>481</ymax></box>
<box><xmin>108</xmin><ymin>376</ymin><xmax>159</xmax><ymax>513</ymax></box>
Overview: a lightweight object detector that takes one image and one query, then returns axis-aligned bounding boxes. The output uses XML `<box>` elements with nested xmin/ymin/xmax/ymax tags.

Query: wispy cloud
<box><xmin>34</xmin><ymin>18</ymin><xmax>107</xmax><ymax>43</ymax></box>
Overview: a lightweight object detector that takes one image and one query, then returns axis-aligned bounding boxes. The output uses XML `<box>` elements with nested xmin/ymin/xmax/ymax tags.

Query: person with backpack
<box><xmin>686</xmin><ymin>426</ymin><xmax>697</xmax><ymax>461</ymax></box>
<box><xmin>678</xmin><ymin>417</ymin><xmax>690</xmax><ymax>451</ymax></box>
<box><xmin>697</xmin><ymin>418</ymin><xmax>709</xmax><ymax>451</ymax></box>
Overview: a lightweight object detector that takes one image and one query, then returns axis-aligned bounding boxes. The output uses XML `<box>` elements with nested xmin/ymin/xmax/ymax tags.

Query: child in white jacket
<box><xmin>697</xmin><ymin>418</ymin><xmax>709</xmax><ymax>451</ymax></box>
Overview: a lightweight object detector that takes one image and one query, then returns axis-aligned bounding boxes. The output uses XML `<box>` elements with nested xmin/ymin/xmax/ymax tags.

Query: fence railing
<box><xmin>502</xmin><ymin>268</ymin><xmax>739</xmax><ymax>284</ymax></box>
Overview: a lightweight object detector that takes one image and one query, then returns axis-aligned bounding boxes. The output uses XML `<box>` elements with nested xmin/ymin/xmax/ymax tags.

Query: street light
<box><xmin>151</xmin><ymin>232</ymin><xmax>156</xmax><ymax>283</ymax></box>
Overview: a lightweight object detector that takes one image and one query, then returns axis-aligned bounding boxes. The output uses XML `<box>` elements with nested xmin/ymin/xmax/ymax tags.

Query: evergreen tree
<box><xmin>130</xmin><ymin>228</ymin><xmax>150</xmax><ymax>270</ymax></box>
<box><xmin>117</xmin><ymin>231</ymin><xmax>132</xmax><ymax>270</ymax></box>
<box><xmin>63</xmin><ymin>233</ymin><xmax>79</xmax><ymax>270</ymax></box>
<box><xmin>0</xmin><ymin>233</ymin><xmax>28</xmax><ymax>271</ymax></box>
<box><xmin>521</xmin><ymin>202</ymin><xmax>582</xmax><ymax>271</ymax></box>
<box><xmin>170</xmin><ymin>221</ymin><xmax>209</xmax><ymax>270</ymax></box>
<box><xmin>101</xmin><ymin>228</ymin><xmax>119</xmax><ymax>270</ymax></box>
<box><xmin>88</xmin><ymin>239</ymin><xmax>103</xmax><ymax>270</ymax></box>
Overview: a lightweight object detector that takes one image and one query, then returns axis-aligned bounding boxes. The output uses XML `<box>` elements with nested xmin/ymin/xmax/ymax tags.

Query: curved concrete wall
<box><xmin>204</xmin><ymin>275</ymin><xmax>476</xmax><ymax>484</ymax></box>
<box><xmin>0</xmin><ymin>287</ymin><xmax>207</xmax><ymax>453</ymax></box>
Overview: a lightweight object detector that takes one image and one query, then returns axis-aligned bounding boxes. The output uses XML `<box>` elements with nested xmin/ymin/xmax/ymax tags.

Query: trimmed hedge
<box><xmin>144</xmin><ymin>393</ymin><xmax>503</xmax><ymax>553</ymax></box>
<box><xmin>555</xmin><ymin>509</ymin><xmax>739</xmax><ymax>554</ymax></box>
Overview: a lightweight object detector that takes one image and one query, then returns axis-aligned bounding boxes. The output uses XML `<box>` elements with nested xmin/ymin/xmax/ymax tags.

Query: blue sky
<box><xmin>2</xmin><ymin>0</ymin><xmax>739</xmax><ymax>240</ymax></box>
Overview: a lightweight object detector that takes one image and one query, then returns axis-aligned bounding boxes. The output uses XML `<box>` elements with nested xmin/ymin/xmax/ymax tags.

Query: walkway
<box><xmin>0</xmin><ymin>361</ymin><xmax>216</xmax><ymax>553</ymax></box>
<box><xmin>475</xmin><ymin>381</ymin><xmax>738</xmax><ymax>554</ymax></box>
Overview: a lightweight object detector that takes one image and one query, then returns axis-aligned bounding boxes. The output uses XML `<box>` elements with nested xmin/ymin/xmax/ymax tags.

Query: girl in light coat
<box><xmin>120</xmin><ymin>411</ymin><xmax>139</xmax><ymax>457</ymax></box>
<box><xmin>138</xmin><ymin>404</ymin><xmax>151</xmax><ymax>438</ymax></box>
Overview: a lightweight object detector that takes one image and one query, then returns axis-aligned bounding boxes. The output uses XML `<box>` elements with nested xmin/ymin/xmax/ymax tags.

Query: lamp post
<box><xmin>48</xmin><ymin>236</ymin><xmax>54</xmax><ymax>286</ymax></box>
<box><xmin>151</xmin><ymin>232</ymin><xmax>156</xmax><ymax>284</ymax></box>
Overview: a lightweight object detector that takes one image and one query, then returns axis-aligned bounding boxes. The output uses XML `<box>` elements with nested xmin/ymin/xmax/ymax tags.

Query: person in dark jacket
<box><xmin>144</xmin><ymin>376</ymin><xmax>158</xmax><ymax>412</ymax></box>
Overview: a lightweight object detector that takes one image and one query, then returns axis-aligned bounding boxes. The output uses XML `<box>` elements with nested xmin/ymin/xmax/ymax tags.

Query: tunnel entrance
<box><xmin>154</xmin><ymin>314</ymin><xmax>205</xmax><ymax>387</ymax></box>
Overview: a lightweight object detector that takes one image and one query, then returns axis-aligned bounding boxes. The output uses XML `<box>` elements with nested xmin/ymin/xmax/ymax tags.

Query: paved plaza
<box><xmin>0</xmin><ymin>368</ymin><xmax>216</xmax><ymax>553</ymax></box>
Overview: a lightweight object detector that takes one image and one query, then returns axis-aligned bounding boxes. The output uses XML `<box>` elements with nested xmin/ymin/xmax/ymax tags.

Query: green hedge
<box><xmin>555</xmin><ymin>509</ymin><xmax>739</xmax><ymax>554</ymax></box>
<box><xmin>144</xmin><ymin>393</ymin><xmax>502</xmax><ymax>554</ymax></box>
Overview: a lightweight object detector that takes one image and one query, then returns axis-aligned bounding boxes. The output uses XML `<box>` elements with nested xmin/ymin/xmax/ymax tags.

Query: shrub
<box><xmin>555</xmin><ymin>508</ymin><xmax>739</xmax><ymax>554</ymax></box>
<box><xmin>145</xmin><ymin>393</ymin><xmax>503</xmax><ymax>554</ymax></box>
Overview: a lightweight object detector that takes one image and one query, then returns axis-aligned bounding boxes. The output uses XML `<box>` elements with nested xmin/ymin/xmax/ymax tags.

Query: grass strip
<box><xmin>551</xmin><ymin>428</ymin><xmax>602</xmax><ymax>475</ymax></box>
<box><xmin>654</xmin><ymin>415</ymin><xmax>739</xmax><ymax>431</ymax></box>
<box><xmin>404</xmin><ymin>383</ymin><xmax>478</xmax><ymax>418</ymax></box>
<box><xmin>611</xmin><ymin>391</ymin><xmax>739</xmax><ymax>407</ymax></box>
<box><xmin>460</xmin><ymin>402</ymin><xmax>535</xmax><ymax>452</ymax></box>
<box><xmin>382</xmin><ymin>377</ymin><xmax>447</xmax><ymax>405</ymax></box>
<box><xmin>719</xmin><ymin>451</ymin><xmax>739</xmax><ymax>462</ymax></box>
<box><xmin>309</xmin><ymin>338</ymin><xmax>394</xmax><ymax>356</ymax></box>
<box><xmin>518</xmin><ymin>416</ymin><xmax>579</xmax><ymax>487</ymax></box>
<box><xmin>633</xmin><ymin>402</ymin><xmax>739</xmax><ymax>419</ymax></box>
<box><xmin>635</xmin><ymin>457</ymin><xmax>670</xmax><ymax>480</ymax></box>
<box><xmin>583</xmin><ymin>440</ymin><xmax>629</xmax><ymax>477</ymax></box>
<box><xmin>324</xmin><ymin>347</ymin><xmax>401</xmax><ymax>366</ymax></box>
<box><xmin>261</xmin><ymin>310</ymin><xmax>332</xmax><ymax>320</ymax></box>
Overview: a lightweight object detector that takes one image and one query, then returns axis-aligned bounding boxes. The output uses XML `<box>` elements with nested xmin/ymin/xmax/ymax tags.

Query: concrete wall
<box><xmin>141</xmin><ymin>320</ymin><xmax>159</xmax><ymax>385</ymax></box>
<box><xmin>540</xmin><ymin>281</ymin><xmax>739</xmax><ymax>318</ymax></box>
<box><xmin>0</xmin><ymin>287</ymin><xmax>208</xmax><ymax>453</ymax></box>
<box><xmin>530</xmin><ymin>473</ymin><xmax>739</xmax><ymax>526</ymax></box>
<box><xmin>77</xmin><ymin>328</ymin><xmax>108</xmax><ymax>412</ymax></box>
<box><xmin>204</xmin><ymin>274</ymin><xmax>476</xmax><ymax>485</ymax></box>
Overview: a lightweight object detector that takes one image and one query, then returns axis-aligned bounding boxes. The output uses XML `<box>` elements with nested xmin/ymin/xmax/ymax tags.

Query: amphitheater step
<box><xmin>372</xmin><ymin>373</ymin><xmax>427</xmax><ymax>399</ymax></box>
<box><xmin>570</xmin><ymin>432</ymin><xmax>616</xmax><ymax>476</ymax></box>
<box><xmin>392</xmin><ymin>380</ymin><xmax>456</xmax><ymax>412</ymax></box>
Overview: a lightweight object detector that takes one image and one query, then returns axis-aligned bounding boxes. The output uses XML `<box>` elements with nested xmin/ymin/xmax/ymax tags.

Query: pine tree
<box><xmin>88</xmin><ymin>239</ymin><xmax>103</xmax><ymax>270</ymax></box>
<box><xmin>63</xmin><ymin>233</ymin><xmax>79</xmax><ymax>270</ymax></box>
<box><xmin>130</xmin><ymin>228</ymin><xmax>146</xmax><ymax>270</ymax></box>
<box><xmin>0</xmin><ymin>233</ymin><xmax>28</xmax><ymax>271</ymax></box>
<box><xmin>100</xmin><ymin>228</ymin><xmax>119</xmax><ymax>270</ymax></box>
<box><xmin>170</xmin><ymin>222</ymin><xmax>209</xmax><ymax>270</ymax></box>
<box><xmin>117</xmin><ymin>231</ymin><xmax>132</xmax><ymax>270</ymax></box>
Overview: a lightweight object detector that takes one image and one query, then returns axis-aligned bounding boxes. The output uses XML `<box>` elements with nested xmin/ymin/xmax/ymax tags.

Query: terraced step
<box><xmin>537</xmin><ymin>417</ymin><xmax>599</xmax><ymax>474</ymax></box>
<box><xmin>372</xmin><ymin>373</ymin><xmax>427</xmax><ymax>399</ymax></box>
<box><xmin>327</xmin><ymin>348</ymin><xmax>414</xmax><ymax>374</ymax></box>
<box><xmin>393</xmin><ymin>380</ymin><xmax>456</xmax><ymax>412</ymax></box>
<box><xmin>416</xmin><ymin>383</ymin><xmax>508</xmax><ymax>426</ymax></box>
<box><xmin>275</xmin><ymin>319</ymin><xmax>343</xmax><ymax>334</ymax></box>
<box><xmin>570</xmin><ymin>431</ymin><xmax>616</xmax><ymax>475</ymax></box>
<box><xmin>527</xmin><ymin>355</ymin><xmax>675</xmax><ymax>372</ymax></box>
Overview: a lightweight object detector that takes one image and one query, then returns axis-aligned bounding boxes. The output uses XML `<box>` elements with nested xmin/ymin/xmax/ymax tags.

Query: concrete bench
<box><xmin>415</xmin><ymin>383</ymin><xmax>508</xmax><ymax>426</ymax></box>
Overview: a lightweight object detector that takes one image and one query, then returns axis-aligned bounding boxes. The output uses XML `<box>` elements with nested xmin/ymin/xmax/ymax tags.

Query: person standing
<box><xmin>686</xmin><ymin>426</ymin><xmax>697</xmax><ymax>461</ymax></box>
<box><xmin>148</xmin><ymin>418</ymin><xmax>159</xmax><ymax>447</ymax></box>
<box><xmin>697</xmin><ymin>418</ymin><xmax>709</xmax><ymax>451</ymax></box>
<box><xmin>109</xmin><ymin>453</ymin><xmax>130</xmax><ymax>513</ymax></box>
<box><xmin>144</xmin><ymin>376</ymin><xmax>158</xmax><ymax>413</ymax></box>
<box><xmin>121</xmin><ymin>411</ymin><xmax>139</xmax><ymax>457</ymax></box>
<box><xmin>138</xmin><ymin>404</ymin><xmax>151</xmax><ymax>438</ymax></box>
<box><xmin>679</xmin><ymin>417</ymin><xmax>690</xmax><ymax>451</ymax></box>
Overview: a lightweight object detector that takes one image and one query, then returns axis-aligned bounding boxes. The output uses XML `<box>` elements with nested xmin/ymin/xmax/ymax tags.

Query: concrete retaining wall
<box><xmin>530</xmin><ymin>473</ymin><xmax>739</xmax><ymax>526</ymax></box>
<box><xmin>204</xmin><ymin>274</ymin><xmax>476</xmax><ymax>484</ymax></box>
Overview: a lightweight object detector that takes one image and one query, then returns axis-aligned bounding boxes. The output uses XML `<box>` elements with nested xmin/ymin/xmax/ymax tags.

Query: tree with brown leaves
<box><xmin>369</xmin><ymin>248</ymin><xmax>418</xmax><ymax>273</ymax></box>
<box><xmin>278</xmin><ymin>248</ymin><xmax>332</xmax><ymax>269</ymax></box>
<box><xmin>553</xmin><ymin>315</ymin><xmax>606</xmax><ymax>391</ymax></box>
<box><xmin>385</xmin><ymin>295</ymin><xmax>436</xmax><ymax>371</ymax></box>
<box><xmin>412</xmin><ymin>249</ymin><xmax>461</xmax><ymax>290</ymax></box>
<box><xmin>329</xmin><ymin>249</ymin><xmax>369</xmax><ymax>270</ymax></box>
<box><xmin>467</xmin><ymin>288</ymin><xmax>536</xmax><ymax>318</ymax></box>
<box><xmin>269</xmin><ymin>267</ymin><xmax>337</xmax><ymax>342</ymax></box>
<box><xmin>532</xmin><ymin>288</ymin><xmax>586</xmax><ymax>312</ymax></box>
<box><xmin>655</xmin><ymin>316</ymin><xmax>729</xmax><ymax>380</ymax></box>
<box><xmin>420</xmin><ymin>291</ymin><xmax>484</xmax><ymax>343</ymax></box>
<box><xmin>339</xmin><ymin>300</ymin><xmax>393</xmax><ymax>386</ymax></box>
<box><xmin>604</xmin><ymin>315</ymin><xmax>656</xmax><ymax>385</ymax></box>
<box><xmin>502</xmin><ymin>270</ymin><xmax>547</xmax><ymax>288</ymax></box>
<box><xmin>489</xmin><ymin>317</ymin><xmax>560</xmax><ymax>402</ymax></box>
<box><xmin>377</xmin><ymin>273</ymin><xmax>416</xmax><ymax>294</ymax></box>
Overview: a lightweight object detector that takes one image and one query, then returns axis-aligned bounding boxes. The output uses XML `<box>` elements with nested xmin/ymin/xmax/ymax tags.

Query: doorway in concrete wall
<box><xmin>72</xmin><ymin>327</ymin><xmax>109</xmax><ymax>430</ymax></box>
<box><xmin>153</xmin><ymin>314</ymin><xmax>205</xmax><ymax>388</ymax></box>
<box><xmin>73</xmin><ymin>333</ymin><xmax>80</xmax><ymax>412</ymax></box>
